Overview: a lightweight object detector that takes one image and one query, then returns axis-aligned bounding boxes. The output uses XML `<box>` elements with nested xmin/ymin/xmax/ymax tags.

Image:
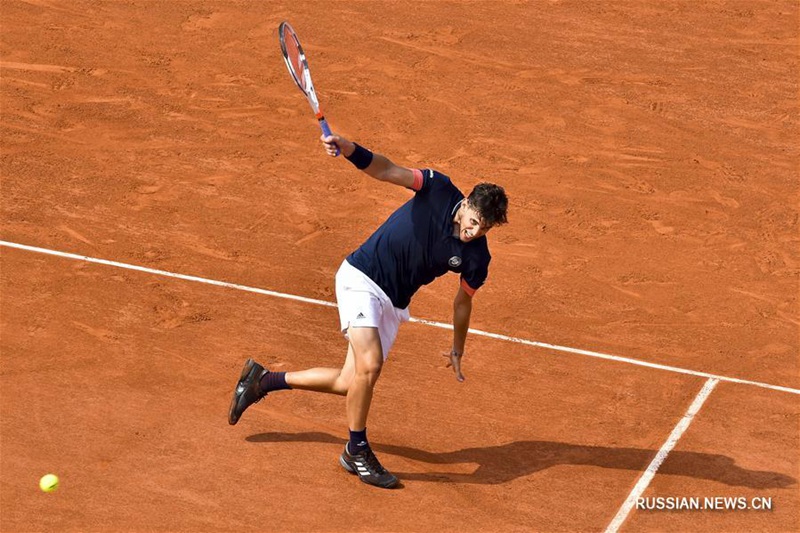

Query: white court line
<box><xmin>0</xmin><ymin>240</ymin><xmax>336</xmax><ymax>309</ymax></box>
<box><xmin>2</xmin><ymin>240</ymin><xmax>799</xmax><ymax>396</ymax></box>
<box><xmin>605</xmin><ymin>378</ymin><xmax>719</xmax><ymax>533</ymax></box>
<box><xmin>411</xmin><ymin>318</ymin><xmax>800</xmax><ymax>395</ymax></box>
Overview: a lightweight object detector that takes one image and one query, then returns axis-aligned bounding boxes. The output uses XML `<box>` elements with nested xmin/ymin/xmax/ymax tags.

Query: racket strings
<box><xmin>279</xmin><ymin>21</ymin><xmax>323</xmax><ymax>116</ymax></box>
<box><xmin>283</xmin><ymin>32</ymin><xmax>308</xmax><ymax>91</ymax></box>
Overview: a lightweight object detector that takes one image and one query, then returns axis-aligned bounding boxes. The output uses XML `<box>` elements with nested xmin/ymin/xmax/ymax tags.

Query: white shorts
<box><xmin>335</xmin><ymin>260</ymin><xmax>410</xmax><ymax>360</ymax></box>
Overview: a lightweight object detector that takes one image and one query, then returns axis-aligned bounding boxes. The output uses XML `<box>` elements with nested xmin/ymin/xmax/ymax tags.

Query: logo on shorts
<box><xmin>356</xmin><ymin>312</ymin><xmax>365</xmax><ymax>320</ymax></box>
<box><xmin>448</xmin><ymin>256</ymin><xmax>462</xmax><ymax>268</ymax></box>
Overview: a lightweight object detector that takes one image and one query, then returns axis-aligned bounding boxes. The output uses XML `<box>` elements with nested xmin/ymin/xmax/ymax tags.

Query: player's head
<box><xmin>456</xmin><ymin>183</ymin><xmax>508</xmax><ymax>242</ymax></box>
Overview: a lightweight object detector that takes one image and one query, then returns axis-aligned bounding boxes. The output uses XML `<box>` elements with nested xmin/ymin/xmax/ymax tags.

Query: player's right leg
<box><xmin>284</xmin><ymin>343</ymin><xmax>355</xmax><ymax>395</ymax></box>
<box><xmin>227</xmin><ymin>358</ymin><xmax>269</xmax><ymax>425</ymax></box>
<box><xmin>228</xmin><ymin>347</ymin><xmax>355</xmax><ymax>425</ymax></box>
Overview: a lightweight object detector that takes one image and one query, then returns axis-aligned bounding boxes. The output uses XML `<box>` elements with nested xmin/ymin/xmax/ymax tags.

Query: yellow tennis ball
<box><xmin>39</xmin><ymin>474</ymin><xmax>59</xmax><ymax>493</ymax></box>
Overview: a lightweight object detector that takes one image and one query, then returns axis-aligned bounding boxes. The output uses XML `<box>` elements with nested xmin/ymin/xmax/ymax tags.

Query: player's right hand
<box><xmin>321</xmin><ymin>134</ymin><xmax>353</xmax><ymax>157</ymax></box>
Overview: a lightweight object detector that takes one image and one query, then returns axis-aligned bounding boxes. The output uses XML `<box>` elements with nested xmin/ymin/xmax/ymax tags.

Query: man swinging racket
<box><xmin>228</xmin><ymin>133</ymin><xmax>509</xmax><ymax>489</ymax></box>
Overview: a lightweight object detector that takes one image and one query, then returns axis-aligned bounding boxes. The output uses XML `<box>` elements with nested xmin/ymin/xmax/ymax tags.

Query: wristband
<box><xmin>345</xmin><ymin>143</ymin><xmax>374</xmax><ymax>170</ymax></box>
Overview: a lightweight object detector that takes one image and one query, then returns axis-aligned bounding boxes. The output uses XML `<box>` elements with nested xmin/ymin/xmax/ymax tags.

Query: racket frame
<box><xmin>278</xmin><ymin>21</ymin><xmax>337</xmax><ymax>152</ymax></box>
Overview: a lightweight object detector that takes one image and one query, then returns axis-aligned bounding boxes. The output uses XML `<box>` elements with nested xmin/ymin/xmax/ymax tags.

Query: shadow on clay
<box><xmin>246</xmin><ymin>431</ymin><xmax>797</xmax><ymax>488</ymax></box>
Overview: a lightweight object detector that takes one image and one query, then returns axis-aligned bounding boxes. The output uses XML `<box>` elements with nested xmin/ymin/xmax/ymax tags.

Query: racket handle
<box><xmin>318</xmin><ymin>117</ymin><xmax>340</xmax><ymax>157</ymax></box>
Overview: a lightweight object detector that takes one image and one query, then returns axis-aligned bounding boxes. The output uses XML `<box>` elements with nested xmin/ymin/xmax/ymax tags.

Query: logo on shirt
<box><xmin>448</xmin><ymin>256</ymin><xmax>462</xmax><ymax>268</ymax></box>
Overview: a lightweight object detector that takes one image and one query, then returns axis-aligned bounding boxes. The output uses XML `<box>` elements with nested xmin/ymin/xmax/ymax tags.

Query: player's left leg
<box><xmin>344</xmin><ymin>325</ymin><xmax>383</xmax><ymax>433</ymax></box>
<box><xmin>338</xmin><ymin>325</ymin><xmax>398</xmax><ymax>488</ymax></box>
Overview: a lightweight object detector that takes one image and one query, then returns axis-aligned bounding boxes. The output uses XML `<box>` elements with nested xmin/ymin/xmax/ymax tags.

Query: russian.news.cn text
<box><xmin>637</xmin><ymin>496</ymin><xmax>773</xmax><ymax>511</ymax></box>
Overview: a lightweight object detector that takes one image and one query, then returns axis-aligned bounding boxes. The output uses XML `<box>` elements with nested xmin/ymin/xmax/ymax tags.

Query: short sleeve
<box><xmin>414</xmin><ymin>169</ymin><xmax>452</xmax><ymax>195</ymax></box>
<box><xmin>408</xmin><ymin>168</ymin><xmax>424</xmax><ymax>191</ymax></box>
<box><xmin>459</xmin><ymin>253</ymin><xmax>490</xmax><ymax>296</ymax></box>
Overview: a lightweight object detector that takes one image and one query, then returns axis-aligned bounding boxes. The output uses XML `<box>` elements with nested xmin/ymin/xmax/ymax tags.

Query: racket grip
<box><xmin>318</xmin><ymin>118</ymin><xmax>340</xmax><ymax>157</ymax></box>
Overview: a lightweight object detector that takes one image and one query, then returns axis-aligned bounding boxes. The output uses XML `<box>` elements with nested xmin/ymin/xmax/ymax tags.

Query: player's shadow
<box><xmin>246</xmin><ymin>431</ymin><xmax>796</xmax><ymax>488</ymax></box>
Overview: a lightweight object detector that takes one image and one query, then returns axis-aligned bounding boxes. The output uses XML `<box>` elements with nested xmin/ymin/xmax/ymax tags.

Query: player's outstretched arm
<box><xmin>444</xmin><ymin>286</ymin><xmax>472</xmax><ymax>382</ymax></box>
<box><xmin>321</xmin><ymin>134</ymin><xmax>416</xmax><ymax>188</ymax></box>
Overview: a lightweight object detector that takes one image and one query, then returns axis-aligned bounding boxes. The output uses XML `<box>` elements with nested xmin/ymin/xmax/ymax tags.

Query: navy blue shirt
<box><xmin>347</xmin><ymin>169</ymin><xmax>491</xmax><ymax>309</ymax></box>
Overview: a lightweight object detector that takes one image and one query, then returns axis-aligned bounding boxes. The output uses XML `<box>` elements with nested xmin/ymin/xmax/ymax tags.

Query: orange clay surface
<box><xmin>1</xmin><ymin>1</ymin><xmax>798</xmax><ymax>532</ymax></box>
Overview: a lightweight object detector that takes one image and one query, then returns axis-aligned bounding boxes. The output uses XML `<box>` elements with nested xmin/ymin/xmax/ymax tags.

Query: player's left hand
<box><xmin>443</xmin><ymin>349</ymin><xmax>465</xmax><ymax>382</ymax></box>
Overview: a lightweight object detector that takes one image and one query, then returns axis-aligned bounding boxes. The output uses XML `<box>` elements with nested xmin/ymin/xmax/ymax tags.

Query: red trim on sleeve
<box><xmin>410</xmin><ymin>168</ymin><xmax>424</xmax><ymax>191</ymax></box>
<box><xmin>460</xmin><ymin>277</ymin><xmax>477</xmax><ymax>297</ymax></box>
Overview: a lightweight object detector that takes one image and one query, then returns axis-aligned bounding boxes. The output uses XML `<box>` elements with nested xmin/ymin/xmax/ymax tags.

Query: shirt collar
<box><xmin>451</xmin><ymin>199</ymin><xmax>464</xmax><ymax>217</ymax></box>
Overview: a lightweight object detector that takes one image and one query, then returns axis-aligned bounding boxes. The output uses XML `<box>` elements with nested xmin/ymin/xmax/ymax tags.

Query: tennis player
<box><xmin>229</xmin><ymin>133</ymin><xmax>508</xmax><ymax>489</ymax></box>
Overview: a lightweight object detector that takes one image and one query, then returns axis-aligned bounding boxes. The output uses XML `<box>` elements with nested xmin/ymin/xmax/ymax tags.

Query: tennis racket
<box><xmin>279</xmin><ymin>21</ymin><xmax>339</xmax><ymax>156</ymax></box>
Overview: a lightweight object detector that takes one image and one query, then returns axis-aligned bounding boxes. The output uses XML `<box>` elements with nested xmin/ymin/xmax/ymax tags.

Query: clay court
<box><xmin>1</xmin><ymin>1</ymin><xmax>798</xmax><ymax>531</ymax></box>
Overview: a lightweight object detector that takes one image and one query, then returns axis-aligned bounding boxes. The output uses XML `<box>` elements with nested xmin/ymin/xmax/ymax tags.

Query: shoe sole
<box><xmin>339</xmin><ymin>454</ymin><xmax>356</xmax><ymax>474</ymax></box>
<box><xmin>228</xmin><ymin>358</ymin><xmax>256</xmax><ymax>425</ymax></box>
<box><xmin>339</xmin><ymin>455</ymin><xmax>358</xmax><ymax>476</ymax></box>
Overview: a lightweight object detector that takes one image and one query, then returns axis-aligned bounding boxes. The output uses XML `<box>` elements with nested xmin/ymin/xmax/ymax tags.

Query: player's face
<box><xmin>456</xmin><ymin>202</ymin><xmax>489</xmax><ymax>242</ymax></box>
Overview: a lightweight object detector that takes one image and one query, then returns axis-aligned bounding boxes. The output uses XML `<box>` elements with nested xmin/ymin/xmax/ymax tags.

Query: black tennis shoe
<box><xmin>228</xmin><ymin>358</ymin><xmax>268</xmax><ymax>425</ymax></box>
<box><xmin>339</xmin><ymin>445</ymin><xmax>399</xmax><ymax>489</ymax></box>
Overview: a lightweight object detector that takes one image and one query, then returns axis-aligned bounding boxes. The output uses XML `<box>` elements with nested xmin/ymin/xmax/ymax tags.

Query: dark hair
<box><xmin>467</xmin><ymin>183</ymin><xmax>508</xmax><ymax>227</ymax></box>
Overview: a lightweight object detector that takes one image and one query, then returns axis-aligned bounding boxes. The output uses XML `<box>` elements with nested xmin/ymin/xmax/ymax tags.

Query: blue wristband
<box><xmin>345</xmin><ymin>143</ymin><xmax>373</xmax><ymax>170</ymax></box>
